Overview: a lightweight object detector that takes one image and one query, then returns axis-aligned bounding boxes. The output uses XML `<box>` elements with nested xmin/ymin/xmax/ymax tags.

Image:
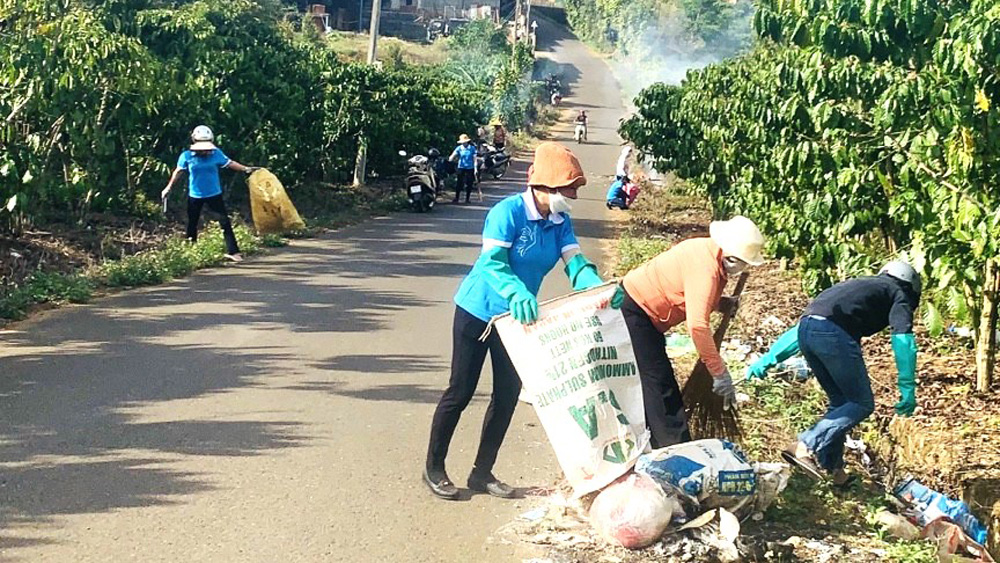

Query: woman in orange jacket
<box><xmin>618</xmin><ymin>216</ymin><xmax>766</xmax><ymax>447</ymax></box>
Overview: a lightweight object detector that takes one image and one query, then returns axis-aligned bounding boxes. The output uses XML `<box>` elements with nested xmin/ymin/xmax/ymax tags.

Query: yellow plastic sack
<box><xmin>247</xmin><ymin>169</ymin><xmax>306</xmax><ymax>234</ymax></box>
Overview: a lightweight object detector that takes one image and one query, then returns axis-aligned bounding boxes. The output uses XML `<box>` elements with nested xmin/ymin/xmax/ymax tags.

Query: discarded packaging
<box><xmin>923</xmin><ymin>519</ymin><xmax>995</xmax><ymax>562</ymax></box>
<box><xmin>895</xmin><ymin>477</ymin><xmax>989</xmax><ymax>545</ymax></box>
<box><xmin>588</xmin><ymin>472</ymin><xmax>682</xmax><ymax>549</ymax></box>
<box><xmin>775</xmin><ymin>356</ymin><xmax>811</xmax><ymax>379</ymax></box>
<box><xmin>677</xmin><ymin>507</ymin><xmax>740</xmax><ymax>563</ymax></box>
<box><xmin>247</xmin><ymin>169</ymin><xmax>306</xmax><ymax>234</ymax></box>
<box><xmin>875</xmin><ymin>509</ymin><xmax>921</xmax><ymax>541</ymax></box>
<box><xmin>635</xmin><ymin>439</ymin><xmax>789</xmax><ymax>517</ymax></box>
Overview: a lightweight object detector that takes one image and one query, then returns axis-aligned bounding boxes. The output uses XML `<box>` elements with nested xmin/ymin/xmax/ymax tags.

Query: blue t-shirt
<box><xmin>177</xmin><ymin>149</ymin><xmax>231</xmax><ymax>199</ymax></box>
<box><xmin>452</xmin><ymin>143</ymin><xmax>477</xmax><ymax>170</ymax></box>
<box><xmin>455</xmin><ymin>191</ymin><xmax>581</xmax><ymax>321</ymax></box>
<box><xmin>605</xmin><ymin>179</ymin><xmax>625</xmax><ymax>202</ymax></box>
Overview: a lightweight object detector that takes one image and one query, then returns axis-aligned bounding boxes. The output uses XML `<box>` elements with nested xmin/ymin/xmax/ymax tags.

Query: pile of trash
<box><xmin>873</xmin><ymin>478</ymin><xmax>995</xmax><ymax>562</ymax></box>
<box><xmin>503</xmin><ymin>439</ymin><xmax>791</xmax><ymax>562</ymax></box>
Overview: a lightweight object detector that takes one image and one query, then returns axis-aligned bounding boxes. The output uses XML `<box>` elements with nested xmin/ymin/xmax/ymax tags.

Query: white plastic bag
<box><xmin>589</xmin><ymin>472</ymin><xmax>682</xmax><ymax>549</ymax></box>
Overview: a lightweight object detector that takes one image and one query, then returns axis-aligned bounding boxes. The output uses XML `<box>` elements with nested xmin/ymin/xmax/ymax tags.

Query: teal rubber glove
<box><xmin>746</xmin><ymin>324</ymin><xmax>800</xmax><ymax>380</ymax></box>
<box><xmin>611</xmin><ymin>284</ymin><xmax>625</xmax><ymax>309</ymax></box>
<box><xmin>509</xmin><ymin>287</ymin><xmax>539</xmax><ymax>324</ymax></box>
<box><xmin>564</xmin><ymin>253</ymin><xmax>604</xmax><ymax>291</ymax></box>
<box><xmin>891</xmin><ymin>332</ymin><xmax>918</xmax><ymax>416</ymax></box>
<box><xmin>478</xmin><ymin>246</ymin><xmax>538</xmax><ymax>325</ymax></box>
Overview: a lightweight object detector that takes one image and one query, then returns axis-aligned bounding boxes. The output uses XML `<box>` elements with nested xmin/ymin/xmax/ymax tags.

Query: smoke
<box><xmin>607</xmin><ymin>2</ymin><xmax>753</xmax><ymax>108</ymax></box>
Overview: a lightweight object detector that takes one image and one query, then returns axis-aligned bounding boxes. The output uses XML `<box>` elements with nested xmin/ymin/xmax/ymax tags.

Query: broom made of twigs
<box><xmin>682</xmin><ymin>271</ymin><xmax>750</xmax><ymax>442</ymax></box>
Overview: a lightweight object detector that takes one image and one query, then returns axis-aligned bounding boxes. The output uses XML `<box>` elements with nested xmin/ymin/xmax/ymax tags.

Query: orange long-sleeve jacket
<box><xmin>622</xmin><ymin>237</ymin><xmax>728</xmax><ymax>376</ymax></box>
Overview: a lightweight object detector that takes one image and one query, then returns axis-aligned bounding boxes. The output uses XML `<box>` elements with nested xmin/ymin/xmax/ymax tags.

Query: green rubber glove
<box><xmin>611</xmin><ymin>284</ymin><xmax>625</xmax><ymax>309</ymax></box>
<box><xmin>509</xmin><ymin>287</ymin><xmax>539</xmax><ymax>324</ymax></box>
<box><xmin>478</xmin><ymin>246</ymin><xmax>538</xmax><ymax>324</ymax></box>
<box><xmin>564</xmin><ymin>253</ymin><xmax>604</xmax><ymax>291</ymax></box>
<box><xmin>891</xmin><ymin>332</ymin><xmax>918</xmax><ymax>416</ymax></box>
<box><xmin>746</xmin><ymin>324</ymin><xmax>800</xmax><ymax>380</ymax></box>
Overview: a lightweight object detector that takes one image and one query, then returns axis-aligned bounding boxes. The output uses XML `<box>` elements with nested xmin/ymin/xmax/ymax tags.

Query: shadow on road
<box><xmin>0</xmin><ymin>152</ymin><xmax>536</xmax><ymax>554</ymax></box>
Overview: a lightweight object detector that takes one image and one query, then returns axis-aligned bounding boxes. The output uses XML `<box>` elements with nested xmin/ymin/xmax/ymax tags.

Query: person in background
<box><xmin>746</xmin><ymin>260</ymin><xmax>920</xmax><ymax>487</ymax></box>
<box><xmin>574</xmin><ymin>111</ymin><xmax>588</xmax><ymax>143</ymax></box>
<box><xmin>161</xmin><ymin>125</ymin><xmax>257</xmax><ymax>262</ymax></box>
<box><xmin>492</xmin><ymin>122</ymin><xmax>507</xmax><ymax>150</ymax></box>
<box><xmin>618</xmin><ymin>217</ymin><xmax>766</xmax><ymax>447</ymax></box>
<box><xmin>450</xmin><ymin>134</ymin><xmax>478</xmax><ymax>204</ymax></box>
<box><xmin>424</xmin><ymin>142</ymin><xmax>624</xmax><ymax>500</ymax></box>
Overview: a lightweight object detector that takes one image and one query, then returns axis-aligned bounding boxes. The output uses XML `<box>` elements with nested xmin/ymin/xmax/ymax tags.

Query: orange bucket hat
<box><xmin>527</xmin><ymin>142</ymin><xmax>587</xmax><ymax>189</ymax></box>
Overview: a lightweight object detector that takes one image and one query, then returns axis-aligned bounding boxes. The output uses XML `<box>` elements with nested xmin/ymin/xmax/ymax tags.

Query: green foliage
<box><xmin>441</xmin><ymin>20</ymin><xmax>534</xmax><ymax>128</ymax></box>
<box><xmin>622</xmin><ymin>0</ymin><xmax>1000</xmax><ymax>331</ymax></box>
<box><xmin>614</xmin><ymin>234</ymin><xmax>672</xmax><ymax>276</ymax></box>
<box><xmin>885</xmin><ymin>539</ymin><xmax>938</xmax><ymax>563</ymax></box>
<box><xmin>564</xmin><ymin>0</ymin><xmax>752</xmax><ymax>58</ymax></box>
<box><xmin>0</xmin><ymin>271</ymin><xmax>94</xmax><ymax>320</ymax></box>
<box><xmin>0</xmin><ymin>0</ymin><xmax>483</xmax><ymax>231</ymax></box>
<box><xmin>95</xmin><ymin>223</ymin><xmax>261</xmax><ymax>287</ymax></box>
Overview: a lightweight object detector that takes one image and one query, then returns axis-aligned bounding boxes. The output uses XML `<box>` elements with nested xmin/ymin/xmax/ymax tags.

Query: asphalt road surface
<box><xmin>0</xmin><ymin>14</ymin><xmax>628</xmax><ymax>563</ymax></box>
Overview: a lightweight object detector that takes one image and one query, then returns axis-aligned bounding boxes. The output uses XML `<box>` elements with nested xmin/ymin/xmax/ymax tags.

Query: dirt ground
<box><xmin>508</xmin><ymin>180</ymin><xmax>1000</xmax><ymax>562</ymax></box>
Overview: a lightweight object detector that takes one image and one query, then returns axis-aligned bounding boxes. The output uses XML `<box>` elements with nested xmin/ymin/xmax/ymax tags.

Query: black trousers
<box><xmin>187</xmin><ymin>194</ymin><xmax>240</xmax><ymax>255</ymax></box>
<box><xmin>427</xmin><ymin>306</ymin><xmax>521</xmax><ymax>475</ymax></box>
<box><xmin>621</xmin><ymin>289</ymin><xmax>691</xmax><ymax>448</ymax></box>
<box><xmin>455</xmin><ymin>169</ymin><xmax>476</xmax><ymax>200</ymax></box>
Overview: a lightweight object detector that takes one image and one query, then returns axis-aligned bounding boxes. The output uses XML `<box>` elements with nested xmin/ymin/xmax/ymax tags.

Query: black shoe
<box><xmin>467</xmin><ymin>471</ymin><xmax>515</xmax><ymax>499</ymax></box>
<box><xmin>423</xmin><ymin>469</ymin><xmax>459</xmax><ymax>500</ymax></box>
<box><xmin>452</xmin><ymin>196</ymin><xmax>459</xmax><ymax>203</ymax></box>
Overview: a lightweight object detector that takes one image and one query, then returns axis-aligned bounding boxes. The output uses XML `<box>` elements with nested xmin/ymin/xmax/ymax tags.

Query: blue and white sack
<box><xmin>636</xmin><ymin>439</ymin><xmax>769</xmax><ymax>515</ymax></box>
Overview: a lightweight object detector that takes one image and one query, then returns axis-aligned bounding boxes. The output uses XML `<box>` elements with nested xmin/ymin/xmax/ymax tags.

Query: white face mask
<box><xmin>548</xmin><ymin>192</ymin><xmax>573</xmax><ymax>214</ymax></box>
<box><xmin>722</xmin><ymin>256</ymin><xmax>748</xmax><ymax>276</ymax></box>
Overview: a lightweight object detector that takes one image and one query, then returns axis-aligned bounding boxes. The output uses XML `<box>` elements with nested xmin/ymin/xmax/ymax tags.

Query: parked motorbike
<box><xmin>476</xmin><ymin>142</ymin><xmax>511</xmax><ymax>181</ymax></box>
<box><xmin>399</xmin><ymin>150</ymin><xmax>438</xmax><ymax>212</ymax></box>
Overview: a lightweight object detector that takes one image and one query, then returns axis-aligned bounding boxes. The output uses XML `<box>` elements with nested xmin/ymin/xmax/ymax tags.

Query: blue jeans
<box><xmin>797</xmin><ymin>316</ymin><xmax>875</xmax><ymax>471</ymax></box>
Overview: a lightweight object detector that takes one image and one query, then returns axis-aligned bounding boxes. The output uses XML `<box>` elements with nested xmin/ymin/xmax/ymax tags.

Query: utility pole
<box><xmin>353</xmin><ymin>0</ymin><xmax>382</xmax><ymax>186</ymax></box>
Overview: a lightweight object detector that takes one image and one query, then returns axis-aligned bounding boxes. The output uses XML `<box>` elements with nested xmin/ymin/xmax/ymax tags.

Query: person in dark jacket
<box><xmin>746</xmin><ymin>260</ymin><xmax>920</xmax><ymax>486</ymax></box>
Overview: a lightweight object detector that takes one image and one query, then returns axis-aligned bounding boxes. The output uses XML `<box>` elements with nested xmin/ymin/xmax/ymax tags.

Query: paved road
<box><xmin>0</xmin><ymin>15</ymin><xmax>627</xmax><ymax>563</ymax></box>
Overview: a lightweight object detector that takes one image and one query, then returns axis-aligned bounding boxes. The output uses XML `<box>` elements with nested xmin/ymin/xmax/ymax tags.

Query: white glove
<box><xmin>712</xmin><ymin>370</ymin><xmax>737</xmax><ymax>410</ymax></box>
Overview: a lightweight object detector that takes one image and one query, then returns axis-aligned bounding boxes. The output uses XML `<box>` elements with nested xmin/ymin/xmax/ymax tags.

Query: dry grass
<box><xmin>324</xmin><ymin>32</ymin><xmax>449</xmax><ymax>65</ymax></box>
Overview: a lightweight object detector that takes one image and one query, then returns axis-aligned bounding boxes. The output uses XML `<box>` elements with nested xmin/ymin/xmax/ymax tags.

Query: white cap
<box><xmin>709</xmin><ymin>215</ymin><xmax>765</xmax><ymax>266</ymax></box>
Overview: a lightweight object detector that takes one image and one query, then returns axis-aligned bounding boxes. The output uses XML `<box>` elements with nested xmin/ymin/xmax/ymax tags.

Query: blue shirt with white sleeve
<box><xmin>177</xmin><ymin>148</ymin><xmax>231</xmax><ymax>199</ymax></box>
<box><xmin>455</xmin><ymin>190</ymin><xmax>581</xmax><ymax>321</ymax></box>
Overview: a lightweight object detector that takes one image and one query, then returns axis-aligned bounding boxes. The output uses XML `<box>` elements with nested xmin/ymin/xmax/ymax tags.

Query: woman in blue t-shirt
<box><xmin>424</xmin><ymin>142</ymin><xmax>625</xmax><ymax>500</ymax></box>
<box><xmin>161</xmin><ymin>125</ymin><xmax>257</xmax><ymax>262</ymax></box>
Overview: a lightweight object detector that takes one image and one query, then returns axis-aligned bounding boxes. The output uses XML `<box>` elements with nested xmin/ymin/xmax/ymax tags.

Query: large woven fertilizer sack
<box><xmin>589</xmin><ymin>472</ymin><xmax>682</xmax><ymax>549</ymax></box>
<box><xmin>247</xmin><ymin>169</ymin><xmax>305</xmax><ymax>234</ymax></box>
<box><xmin>493</xmin><ymin>284</ymin><xmax>650</xmax><ymax>497</ymax></box>
<box><xmin>635</xmin><ymin>439</ymin><xmax>758</xmax><ymax>514</ymax></box>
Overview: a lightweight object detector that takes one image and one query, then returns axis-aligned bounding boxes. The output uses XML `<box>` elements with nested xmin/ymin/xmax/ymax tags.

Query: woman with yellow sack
<box><xmin>424</xmin><ymin>142</ymin><xmax>625</xmax><ymax>500</ymax></box>
<box><xmin>161</xmin><ymin>125</ymin><xmax>257</xmax><ymax>262</ymax></box>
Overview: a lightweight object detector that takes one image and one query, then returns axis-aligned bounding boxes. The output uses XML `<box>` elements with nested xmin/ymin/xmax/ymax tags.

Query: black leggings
<box><xmin>427</xmin><ymin>306</ymin><xmax>521</xmax><ymax>475</ymax></box>
<box><xmin>187</xmin><ymin>194</ymin><xmax>240</xmax><ymax>255</ymax></box>
<box><xmin>621</xmin><ymin>289</ymin><xmax>691</xmax><ymax>448</ymax></box>
<box><xmin>455</xmin><ymin>169</ymin><xmax>476</xmax><ymax>200</ymax></box>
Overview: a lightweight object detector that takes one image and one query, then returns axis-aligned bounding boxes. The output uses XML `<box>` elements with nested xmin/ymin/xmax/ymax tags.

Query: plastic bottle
<box><xmin>894</xmin><ymin>478</ymin><xmax>989</xmax><ymax>545</ymax></box>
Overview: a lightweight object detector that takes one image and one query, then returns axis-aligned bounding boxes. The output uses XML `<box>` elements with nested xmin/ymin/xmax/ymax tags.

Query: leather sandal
<box><xmin>781</xmin><ymin>441</ymin><xmax>825</xmax><ymax>481</ymax></box>
<box><xmin>423</xmin><ymin>470</ymin><xmax>459</xmax><ymax>500</ymax></box>
<box><xmin>468</xmin><ymin>471</ymin><xmax>516</xmax><ymax>499</ymax></box>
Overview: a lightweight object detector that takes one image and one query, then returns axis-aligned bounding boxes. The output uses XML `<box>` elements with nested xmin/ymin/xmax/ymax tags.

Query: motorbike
<box><xmin>476</xmin><ymin>142</ymin><xmax>511</xmax><ymax>181</ymax></box>
<box><xmin>399</xmin><ymin>149</ymin><xmax>438</xmax><ymax>212</ymax></box>
<box><xmin>574</xmin><ymin>122</ymin><xmax>587</xmax><ymax>144</ymax></box>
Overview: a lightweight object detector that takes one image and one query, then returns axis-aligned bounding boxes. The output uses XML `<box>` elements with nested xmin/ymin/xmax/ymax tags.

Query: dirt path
<box><xmin>0</xmin><ymin>15</ymin><xmax>627</xmax><ymax>563</ymax></box>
